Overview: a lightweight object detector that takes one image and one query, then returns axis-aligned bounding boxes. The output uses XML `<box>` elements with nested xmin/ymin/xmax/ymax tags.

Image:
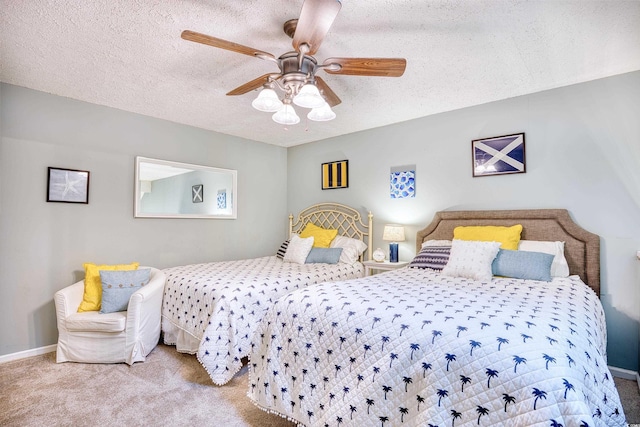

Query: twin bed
<box><xmin>161</xmin><ymin>205</ymin><xmax>626</xmax><ymax>426</ymax></box>
<box><xmin>161</xmin><ymin>203</ymin><xmax>372</xmax><ymax>385</ymax></box>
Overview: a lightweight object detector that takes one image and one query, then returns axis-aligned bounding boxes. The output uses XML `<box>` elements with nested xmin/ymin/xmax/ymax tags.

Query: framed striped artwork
<box><xmin>321</xmin><ymin>160</ymin><xmax>349</xmax><ymax>190</ymax></box>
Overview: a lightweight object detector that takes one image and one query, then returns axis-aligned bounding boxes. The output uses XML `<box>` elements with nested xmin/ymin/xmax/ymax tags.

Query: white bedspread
<box><xmin>161</xmin><ymin>256</ymin><xmax>364</xmax><ymax>385</ymax></box>
<box><xmin>249</xmin><ymin>267</ymin><xmax>626</xmax><ymax>426</ymax></box>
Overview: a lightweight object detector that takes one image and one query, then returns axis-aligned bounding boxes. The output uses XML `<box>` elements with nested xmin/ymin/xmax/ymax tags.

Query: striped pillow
<box><xmin>409</xmin><ymin>245</ymin><xmax>451</xmax><ymax>271</ymax></box>
<box><xmin>276</xmin><ymin>240</ymin><xmax>289</xmax><ymax>259</ymax></box>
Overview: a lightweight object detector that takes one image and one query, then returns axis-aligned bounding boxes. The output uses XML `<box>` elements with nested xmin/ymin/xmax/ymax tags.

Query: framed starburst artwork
<box><xmin>47</xmin><ymin>167</ymin><xmax>90</xmax><ymax>204</ymax></box>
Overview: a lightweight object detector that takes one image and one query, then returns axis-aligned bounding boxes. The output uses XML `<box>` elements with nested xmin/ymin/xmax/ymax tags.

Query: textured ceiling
<box><xmin>2</xmin><ymin>1</ymin><xmax>639</xmax><ymax>147</ymax></box>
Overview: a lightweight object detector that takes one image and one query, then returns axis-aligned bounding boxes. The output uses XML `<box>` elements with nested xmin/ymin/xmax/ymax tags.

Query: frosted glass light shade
<box><xmin>293</xmin><ymin>84</ymin><xmax>325</xmax><ymax>109</ymax></box>
<box><xmin>307</xmin><ymin>103</ymin><xmax>336</xmax><ymax>121</ymax></box>
<box><xmin>252</xmin><ymin>88</ymin><xmax>283</xmax><ymax>112</ymax></box>
<box><xmin>272</xmin><ymin>104</ymin><xmax>300</xmax><ymax>125</ymax></box>
<box><xmin>382</xmin><ymin>224</ymin><xmax>405</xmax><ymax>242</ymax></box>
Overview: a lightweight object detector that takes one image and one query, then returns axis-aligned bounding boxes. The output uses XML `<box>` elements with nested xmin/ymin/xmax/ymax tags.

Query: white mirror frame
<box><xmin>134</xmin><ymin>156</ymin><xmax>237</xmax><ymax>219</ymax></box>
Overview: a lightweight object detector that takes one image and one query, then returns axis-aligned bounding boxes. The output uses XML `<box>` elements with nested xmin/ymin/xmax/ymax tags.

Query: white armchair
<box><xmin>54</xmin><ymin>267</ymin><xmax>165</xmax><ymax>365</ymax></box>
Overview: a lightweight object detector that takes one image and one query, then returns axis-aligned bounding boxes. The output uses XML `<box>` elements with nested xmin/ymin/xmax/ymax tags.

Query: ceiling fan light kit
<box><xmin>182</xmin><ymin>0</ymin><xmax>406</xmax><ymax>127</ymax></box>
<box><xmin>255</xmin><ymin>79</ymin><xmax>335</xmax><ymax>124</ymax></box>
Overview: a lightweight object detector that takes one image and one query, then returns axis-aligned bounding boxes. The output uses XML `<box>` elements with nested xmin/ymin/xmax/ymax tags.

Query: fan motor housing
<box><xmin>280</xmin><ymin>52</ymin><xmax>317</xmax><ymax>76</ymax></box>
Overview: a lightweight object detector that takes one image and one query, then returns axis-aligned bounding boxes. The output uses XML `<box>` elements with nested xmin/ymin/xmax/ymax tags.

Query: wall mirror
<box><xmin>134</xmin><ymin>156</ymin><xmax>237</xmax><ymax>219</ymax></box>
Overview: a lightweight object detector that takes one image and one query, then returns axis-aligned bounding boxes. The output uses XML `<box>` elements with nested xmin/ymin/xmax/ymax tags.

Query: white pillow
<box><xmin>441</xmin><ymin>239</ymin><xmax>501</xmax><ymax>281</ymax></box>
<box><xmin>421</xmin><ymin>239</ymin><xmax>452</xmax><ymax>249</ymax></box>
<box><xmin>518</xmin><ymin>240</ymin><xmax>570</xmax><ymax>277</ymax></box>
<box><xmin>283</xmin><ymin>234</ymin><xmax>314</xmax><ymax>264</ymax></box>
<box><xmin>330</xmin><ymin>235</ymin><xmax>368</xmax><ymax>264</ymax></box>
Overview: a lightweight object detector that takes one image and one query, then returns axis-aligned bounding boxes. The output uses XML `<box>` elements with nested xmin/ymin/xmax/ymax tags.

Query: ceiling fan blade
<box><xmin>315</xmin><ymin>76</ymin><xmax>341</xmax><ymax>107</ymax></box>
<box><xmin>226</xmin><ymin>74</ymin><xmax>272</xmax><ymax>96</ymax></box>
<box><xmin>293</xmin><ymin>0</ymin><xmax>342</xmax><ymax>55</ymax></box>
<box><xmin>323</xmin><ymin>57</ymin><xmax>407</xmax><ymax>77</ymax></box>
<box><xmin>182</xmin><ymin>30</ymin><xmax>275</xmax><ymax>60</ymax></box>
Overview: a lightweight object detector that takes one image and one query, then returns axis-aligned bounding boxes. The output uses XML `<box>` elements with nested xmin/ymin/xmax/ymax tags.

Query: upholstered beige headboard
<box><xmin>289</xmin><ymin>203</ymin><xmax>373</xmax><ymax>261</ymax></box>
<box><xmin>416</xmin><ymin>209</ymin><xmax>600</xmax><ymax>295</ymax></box>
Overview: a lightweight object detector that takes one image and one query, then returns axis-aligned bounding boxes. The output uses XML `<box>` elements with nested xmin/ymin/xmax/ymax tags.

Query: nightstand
<box><xmin>363</xmin><ymin>260</ymin><xmax>410</xmax><ymax>276</ymax></box>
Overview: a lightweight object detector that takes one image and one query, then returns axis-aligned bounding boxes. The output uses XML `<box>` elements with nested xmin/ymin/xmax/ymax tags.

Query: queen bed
<box><xmin>248</xmin><ymin>209</ymin><xmax>626</xmax><ymax>426</ymax></box>
<box><xmin>161</xmin><ymin>203</ymin><xmax>372</xmax><ymax>385</ymax></box>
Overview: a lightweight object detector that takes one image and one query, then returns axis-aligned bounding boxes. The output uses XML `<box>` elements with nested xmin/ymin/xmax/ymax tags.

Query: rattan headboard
<box><xmin>289</xmin><ymin>203</ymin><xmax>373</xmax><ymax>261</ymax></box>
<box><xmin>416</xmin><ymin>209</ymin><xmax>600</xmax><ymax>295</ymax></box>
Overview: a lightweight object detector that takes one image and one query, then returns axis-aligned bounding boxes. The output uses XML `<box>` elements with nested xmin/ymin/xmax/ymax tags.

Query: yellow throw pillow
<box><xmin>299</xmin><ymin>223</ymin><xmax>338</xmax><ymax>248</ymax></box>
<box><xmin>453</xmin><ymin>225</ymin><xmax>523</xmax><ymax>250</ymax></box>
<box><xmin>77</xmin><ymin>262</ymin><xmax>140</xmax><ymax>312</ymax></box>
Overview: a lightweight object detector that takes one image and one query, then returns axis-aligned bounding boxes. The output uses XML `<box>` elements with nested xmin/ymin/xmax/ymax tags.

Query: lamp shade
<box><xmin>272</xmin><ymin>103</ymin><xmax>300</xmax><ymax>125</ymax></box>
<box><xmin>307</xmin><ymin>102</ymin><xmax>336</xmax><ymax>122</ymax></box>
<box><xmin>382</xmin><ymin>224</ymin><xmax>405</xmax><ymax>242</ymax></box>
<box><xmin>252</xmin><ymin>88</ymin><xmax>283</xmax><ymax>112</ymax></box>
<box><xmin>293</xmin><ymin>83</ymin><xmax>325</xmax><ymax>109</ymax></box>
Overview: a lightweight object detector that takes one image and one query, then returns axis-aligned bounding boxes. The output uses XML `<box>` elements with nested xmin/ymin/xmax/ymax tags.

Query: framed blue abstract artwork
<box><xmin>472</xmin><ymin>133</ymin><xmax>526</xmax><ymax>177</ymax></box>
<box><xmin>390</xmin><ymin>169</ymin><xmax>415</xmax><ymax>198</ymax></box>
<box><xmin>217</xmin><ymin>189</ymin><xmax>227</xmax><ymax>209</ymax></box>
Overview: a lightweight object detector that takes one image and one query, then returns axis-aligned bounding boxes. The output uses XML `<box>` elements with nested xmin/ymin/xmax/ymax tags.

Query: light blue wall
<box><xmin>2</xmin><ymin>73</ymin><xmax>639</xmax><ymax>372</ymax></box>
<box><xmin>0</xmin><ymin>83</ymin><xmax>288</xmax><ymax>356</ymax></box>
<box><xmin>287</xmin><ymin>71</ymin><xmax>640</xmax><ymax>372</ymax></box>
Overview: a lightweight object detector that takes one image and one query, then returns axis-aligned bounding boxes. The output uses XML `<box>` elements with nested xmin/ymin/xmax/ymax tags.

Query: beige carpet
<box><xmin>1</xmin><ymin>344</ymin><xmax>638</xmax><ymax>426</ymax></box>
<box><xmin>0</xmin><ymin>344</ymin><xmax>294</xmax><ymax>427</ymax></box>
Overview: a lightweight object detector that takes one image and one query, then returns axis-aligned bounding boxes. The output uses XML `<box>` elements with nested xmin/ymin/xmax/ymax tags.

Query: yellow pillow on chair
<box><xmin>299</xmin><ymin>223</ymin><xmax>338</xmax><ymax>248</ymax></box>
<box><xmin>77</xmin><ymin>262</ymin><xmax>139</xmax><ymax>312</ymax></box>
<box><xmin>453</xmin><ymin>225</ymin><xmax>523</xmax><ymax>250</ymax></box>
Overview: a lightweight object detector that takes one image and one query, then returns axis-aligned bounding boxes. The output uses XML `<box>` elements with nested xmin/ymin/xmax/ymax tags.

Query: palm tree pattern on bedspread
<box><xmin>248</xmin><ymin>267</ymin><xmax>626</xmax><ymax>426</ymax></box>
<box><xmin>161</xmin><ymin>256</ymin><xmax>364</xmax><ymax>385</ymax></box>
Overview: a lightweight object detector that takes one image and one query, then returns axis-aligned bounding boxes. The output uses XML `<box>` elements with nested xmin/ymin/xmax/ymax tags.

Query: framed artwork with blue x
<box><xmin>472</xmin><ymin>133</ymin><xmax>526</xmax><ymax>177</ymax></box>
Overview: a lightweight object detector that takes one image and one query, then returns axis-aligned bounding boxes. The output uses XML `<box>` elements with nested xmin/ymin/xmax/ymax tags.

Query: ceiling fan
<box><xmin>181</xmin><ymin>0</ymin><xmax>407</xmax><ymax>125</ymax></box>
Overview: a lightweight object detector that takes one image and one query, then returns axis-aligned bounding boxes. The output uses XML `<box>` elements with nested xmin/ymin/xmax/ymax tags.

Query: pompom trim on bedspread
<box><xmin>247</xmin><ymin>367</ymin><xmax>306</xmax><ymax>426</ymax></box>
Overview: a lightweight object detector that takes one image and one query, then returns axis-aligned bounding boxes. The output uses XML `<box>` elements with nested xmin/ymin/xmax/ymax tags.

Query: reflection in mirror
<box><xmin>134</xmin><ymin>156</ymin><xmax>237</xmax><ymax>219</ymax></box>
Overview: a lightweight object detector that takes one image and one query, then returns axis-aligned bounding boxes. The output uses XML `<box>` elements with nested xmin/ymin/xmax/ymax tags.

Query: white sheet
<box><xmin>161</xmin><ymin>256</ymin><xmax>364</xmax><ymax>385</ymax></box>
<box><xmin>249</xmin><ymin>267</ymin><xmax>626</xmax><ymax>426</ymax></box>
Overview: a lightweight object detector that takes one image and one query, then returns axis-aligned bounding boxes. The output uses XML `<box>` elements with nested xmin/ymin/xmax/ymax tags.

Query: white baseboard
<box><xmin>609</xmin><ymin>365</ymin><xmax>638</xmax><ymax>380</ymax></box>
<box><xmin>0</xmin><ymin>344</ymin><xmax>56</xmax><ymax>364</ymax></box>
<box><xmin>609</xmin><ymin>365</ymin><xmax>640</xmax><ymax>391</ymax></box>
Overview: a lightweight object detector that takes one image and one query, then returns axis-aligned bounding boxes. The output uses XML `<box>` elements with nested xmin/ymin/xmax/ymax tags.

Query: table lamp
<box><xmin>382</xmin><ymin>224</ymin><xmax>405</xmax><ymax>263</ymax></box>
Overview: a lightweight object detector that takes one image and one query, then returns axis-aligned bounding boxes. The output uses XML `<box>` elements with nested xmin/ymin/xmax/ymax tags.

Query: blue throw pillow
<box><xmin>492</xmin><ymin>249</ymin><xmax>554</xmax><ymax>282</ymax></box>
<box><xmin>305</xmin><ymin>247</ymin><xmax>343</xmax><ymax>264</ymax></box>
<box><xmin>409</xmin><ymin>245</ymin><xmax>451</xmax><ymax>271</ymax></box>
<box><xmin>99</xmin><ymin>268</ymin><xmax>151</xmax><ymax>313</ymax></box>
